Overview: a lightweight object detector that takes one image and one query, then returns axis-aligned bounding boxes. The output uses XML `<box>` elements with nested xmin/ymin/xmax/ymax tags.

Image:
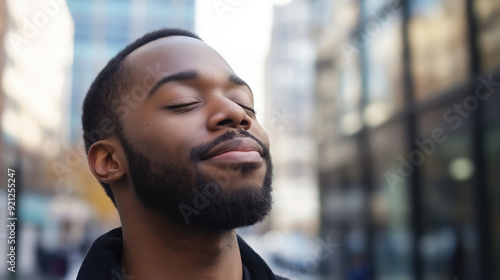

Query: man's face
<box><xmin>117</xmin><ymin>36</ymin><xmax>273</xmax><ymax>229</ymax></box>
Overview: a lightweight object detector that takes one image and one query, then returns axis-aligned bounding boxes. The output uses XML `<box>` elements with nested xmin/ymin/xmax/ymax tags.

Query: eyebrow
<box><xmin>148</xmin><ymin>70</ymin><xmax>253</xmax><ymax>96</ymax></box>
<box><xmin>228</xmin><ymin>74</ymin><xmax>253</xmax><ymax>94</ymax></box>
<box><xmin>149</xmin><ymin>70</ymin><xmax>200</xmax><ymax>95</ymax></box>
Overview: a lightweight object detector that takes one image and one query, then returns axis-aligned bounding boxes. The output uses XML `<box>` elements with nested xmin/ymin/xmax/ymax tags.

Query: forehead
<box><xmin>125</xmin><ymin>36</ymin><xmax>234</xmax><ymax>78</ymax></box>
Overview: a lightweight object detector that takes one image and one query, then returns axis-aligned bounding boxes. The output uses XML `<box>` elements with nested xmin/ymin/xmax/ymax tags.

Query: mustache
<box><xmin>189</xmin><ymin>129</ymin><xmax>270</xmax><ymax>162</ymax></box>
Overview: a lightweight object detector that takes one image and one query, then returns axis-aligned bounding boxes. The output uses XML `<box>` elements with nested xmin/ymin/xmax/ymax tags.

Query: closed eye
<box><xmin>239</xmin><ymin>104</ymin><xmax>256</xmax><ymax>116</ymax></box>
<box><xmin>164</xmin><ymin>101</ymin><xmax>200</xmax><ymax>110</ymax></box>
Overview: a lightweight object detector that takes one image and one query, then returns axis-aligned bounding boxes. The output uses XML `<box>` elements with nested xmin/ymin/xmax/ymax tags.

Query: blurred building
<box><xmin>0</xmin><ymin>0</ymin><xmax>6</xmax><ymax>179</ymax></box>
<box><xmin>1</xmin><ymin>0</ymin><xmax>74</xmax><ymax>189</ymax></box>
<box><xmin>0</xmin><ymin>1</ymin><xmax>6</xmax><ymax>276</ymax></box>
<box><xmin>0</xmin><ymin>0</ymin><xmax>74</xmax><ymax>277</ymax></box>
<box><xmin>313</xmin><ymin>0</ymin><xmax>500</xmax><ymax>280</ymax></box>
<box><xmin>265</xmin><ymin>0</ymin><xmax>319</xmax><ymax>234</ymax></box>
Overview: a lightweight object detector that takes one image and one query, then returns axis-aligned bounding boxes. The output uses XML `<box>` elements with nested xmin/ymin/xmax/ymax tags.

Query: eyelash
<box><xmin>164</xmin><ymin>101</ymin><xmax>256</xmax><ymax>116</ymax></box>
<box><xmin>239</xmin><ymin>104</ymin><xmax>256</xmax><ymax>116</ymax></box>
<box><xmin>164</xmin><ymin>101</ymin><xmax>200</xmax><ymax>110</ymax></box>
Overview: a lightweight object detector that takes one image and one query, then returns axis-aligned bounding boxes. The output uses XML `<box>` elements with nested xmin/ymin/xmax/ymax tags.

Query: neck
<box><xmin>118</xmin><ymin>193</ymin><xmax>243</xmax><ymax>280</ymax></box>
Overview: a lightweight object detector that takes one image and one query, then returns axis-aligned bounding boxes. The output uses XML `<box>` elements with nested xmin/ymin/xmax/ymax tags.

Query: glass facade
<box><xmin>475</xmin><ymin>0</ymin><xmax>500</xmax><ymax>73</ymax></box>
<box><xmin>369</xmin><ymin>122</ymin><xmax>412</xmax><ymax>280</ymax></box>
<box><xmin>408</xmin><ymin>0</ymin><xmax>470</xmax><ymax>101</ymax></box>
<box><xmin>314</xmin><ymin>0</ymin><xmax>500</xmax><ymax>279</ymax></box>
<box><xmin>484</xmin><ymin>80</ymin><xmax>500</xmax><ymax>279</ymax></box>
<box><xmin>362</xmin><ymin>3</ymin><xmax>404</xmax><ymax>127</ymax></box>
<box><xmin>418</xmin><ymin>107</ymin><xmax>480</xmax><ymax>279</ymax></box>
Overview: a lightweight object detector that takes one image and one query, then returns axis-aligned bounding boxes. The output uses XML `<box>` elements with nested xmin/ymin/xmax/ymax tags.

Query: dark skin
<box><xmin>86</xmin><ymin>36</ymin><xmax>270</xmax><ymax>279</ymax></box>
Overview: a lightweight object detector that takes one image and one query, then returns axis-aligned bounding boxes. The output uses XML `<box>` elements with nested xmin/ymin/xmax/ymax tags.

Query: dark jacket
<box><xmin>77</xmin><ymin>227</ymin><xmax>289</xmax><ymax>280</ymax></box>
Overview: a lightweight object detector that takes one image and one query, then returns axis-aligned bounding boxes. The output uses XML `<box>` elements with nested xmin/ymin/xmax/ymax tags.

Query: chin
<box><xmin>197</xmin><ymin>162</ymin><xmax>268</xmax><ymax>188</ymax></box>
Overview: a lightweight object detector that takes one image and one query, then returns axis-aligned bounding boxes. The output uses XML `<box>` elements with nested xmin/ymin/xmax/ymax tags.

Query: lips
<box><xmin>201</xmin><ymin>138</ymin><xmax>264</xmax><ymax>160</ymax></box>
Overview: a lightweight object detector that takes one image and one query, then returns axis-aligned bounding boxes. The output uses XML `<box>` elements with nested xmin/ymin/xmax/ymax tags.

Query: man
<box><xmin>77</xmin><ymin>28</ymin><xmax>288</xmax><ymax>279</ymax></box>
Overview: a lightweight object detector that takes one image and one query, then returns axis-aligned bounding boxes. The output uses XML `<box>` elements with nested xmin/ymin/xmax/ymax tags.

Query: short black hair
<box><xmin>81</xmin><ymin>28</ymin><xmax>202</xmax><ymax>204</ymax></box>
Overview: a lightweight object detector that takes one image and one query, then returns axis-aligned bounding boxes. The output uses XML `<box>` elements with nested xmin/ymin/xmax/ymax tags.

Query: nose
<box><xmin>207</xmin><ymin>97</ymin><xmax>252</xmax><ymax>131</ymax></box>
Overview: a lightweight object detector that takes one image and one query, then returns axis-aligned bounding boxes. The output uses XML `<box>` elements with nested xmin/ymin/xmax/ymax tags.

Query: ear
<box><xmin>87</xmin><ymin>138</ymin><xmax>127</xmax><ymax>185</ymax></box>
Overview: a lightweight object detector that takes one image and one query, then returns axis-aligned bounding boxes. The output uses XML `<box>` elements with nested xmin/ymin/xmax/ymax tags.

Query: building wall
<box><xmin>265</xmin><ymin>0</ymin><xmax>319</xmax><ymax>234</ymax></box>
<box><xmin>0</xmin><ymin>0</ymin><xmax>7</xmax><ymax>274</ymax></box>
<box><xmin>0</xmin><ymin>0</ymin><xmax>6</xmax><ymax>178</ymax></box>
<box><xmin>313</xmin><ymin>0</ymin><xmax>500</xmax><ymax>279</ymax></box>
<box><xmin>0</xmin><ymin>0</ymin><xmax>74</xmax><ymax>277</ymax></box>
<box><xmin>1</xmin><ymin>0</ymin><xmax>74</xmax><ymax>189</ymax></box>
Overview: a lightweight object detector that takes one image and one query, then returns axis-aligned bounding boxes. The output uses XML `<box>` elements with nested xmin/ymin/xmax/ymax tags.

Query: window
<box><xmin>484</xmin><ymin>87</ymin><xmax>500</xmax><ymax>279</ymax></box>
<box><xmin>369</xmin><ymin>122</ymin><xmax>412</xmax><ymax>280</ymax></box>
<box><xmin>363</xmin><ymin>15</ymin><xmax>404</xmax><ymax>127</ymax></box>
<box><xmin>335</xmin><ymin>62</ymin><xmax>362</xmax><ymax>136</ymax></box>
<box><xmin>408</xmin><ymin>0</ymin><xmax>470</xmax><ymax>101</ymax></box>
<box><xmin>418</xmin><ymin>107</ymin><xmax>480</xmax><ymax>280</ymax></box>
<box><xmin>340</xmin><ymin>159</ymin><xmax>369</xmax><ymax>280</ymax></box>
<box><xmin>474</xmin><ymin>0</ymin><xmax>500</xmax><ymax>73</ymax></box>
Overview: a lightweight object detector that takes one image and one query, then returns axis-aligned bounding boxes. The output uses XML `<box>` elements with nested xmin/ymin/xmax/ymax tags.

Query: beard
<box><xmin>118</xmin><ymin>129</ymin><xmax>273</xmax><ymax>230</ymax></box>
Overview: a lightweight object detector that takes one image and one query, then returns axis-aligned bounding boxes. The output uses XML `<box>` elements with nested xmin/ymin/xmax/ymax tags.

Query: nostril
<box><xmin>216</xmin><ymin>119</ymin><xmax>233</xmax><ymax>126</ymax></box>
<box><xmin>239</xmin><ymin>120</ymin><xmax>249</xmax><ymax>126</ymax></box>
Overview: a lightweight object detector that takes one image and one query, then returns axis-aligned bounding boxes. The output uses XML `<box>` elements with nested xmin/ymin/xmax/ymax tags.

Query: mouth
<box><xmin>200</xmin><ymin>138</ymin><xmax>264</xmax><ymax>163</ymax></box>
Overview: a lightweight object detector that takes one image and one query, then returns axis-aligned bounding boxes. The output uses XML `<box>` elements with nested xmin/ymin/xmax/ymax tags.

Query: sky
<box><xmin>195</xmin><ymin>0</ymin><xmax>275</xmax><ymax>124</ymax></box>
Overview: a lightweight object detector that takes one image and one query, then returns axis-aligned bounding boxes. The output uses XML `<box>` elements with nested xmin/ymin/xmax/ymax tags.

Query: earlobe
<box><xmin>88</xmin><ymin>139</ymin><xmax>126</xmax><ymax>184</ymax></box>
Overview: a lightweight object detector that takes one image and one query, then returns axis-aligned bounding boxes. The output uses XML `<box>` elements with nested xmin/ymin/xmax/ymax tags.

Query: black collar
<box><xmin>76</xmin><ymin>227</ymin><xmax>288</xmax><ymax>280</ymax></box>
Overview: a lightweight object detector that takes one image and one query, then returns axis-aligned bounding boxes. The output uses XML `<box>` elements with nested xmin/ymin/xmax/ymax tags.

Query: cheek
<box><xmin>133</xmin><ymin>115</ymin><xmax>202</xmax><ymax>162</ymax></box>
<box><xmin>250</xmin><ymin>122</ymin><xmax>270</xmax><ymax>149</ymax></box>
